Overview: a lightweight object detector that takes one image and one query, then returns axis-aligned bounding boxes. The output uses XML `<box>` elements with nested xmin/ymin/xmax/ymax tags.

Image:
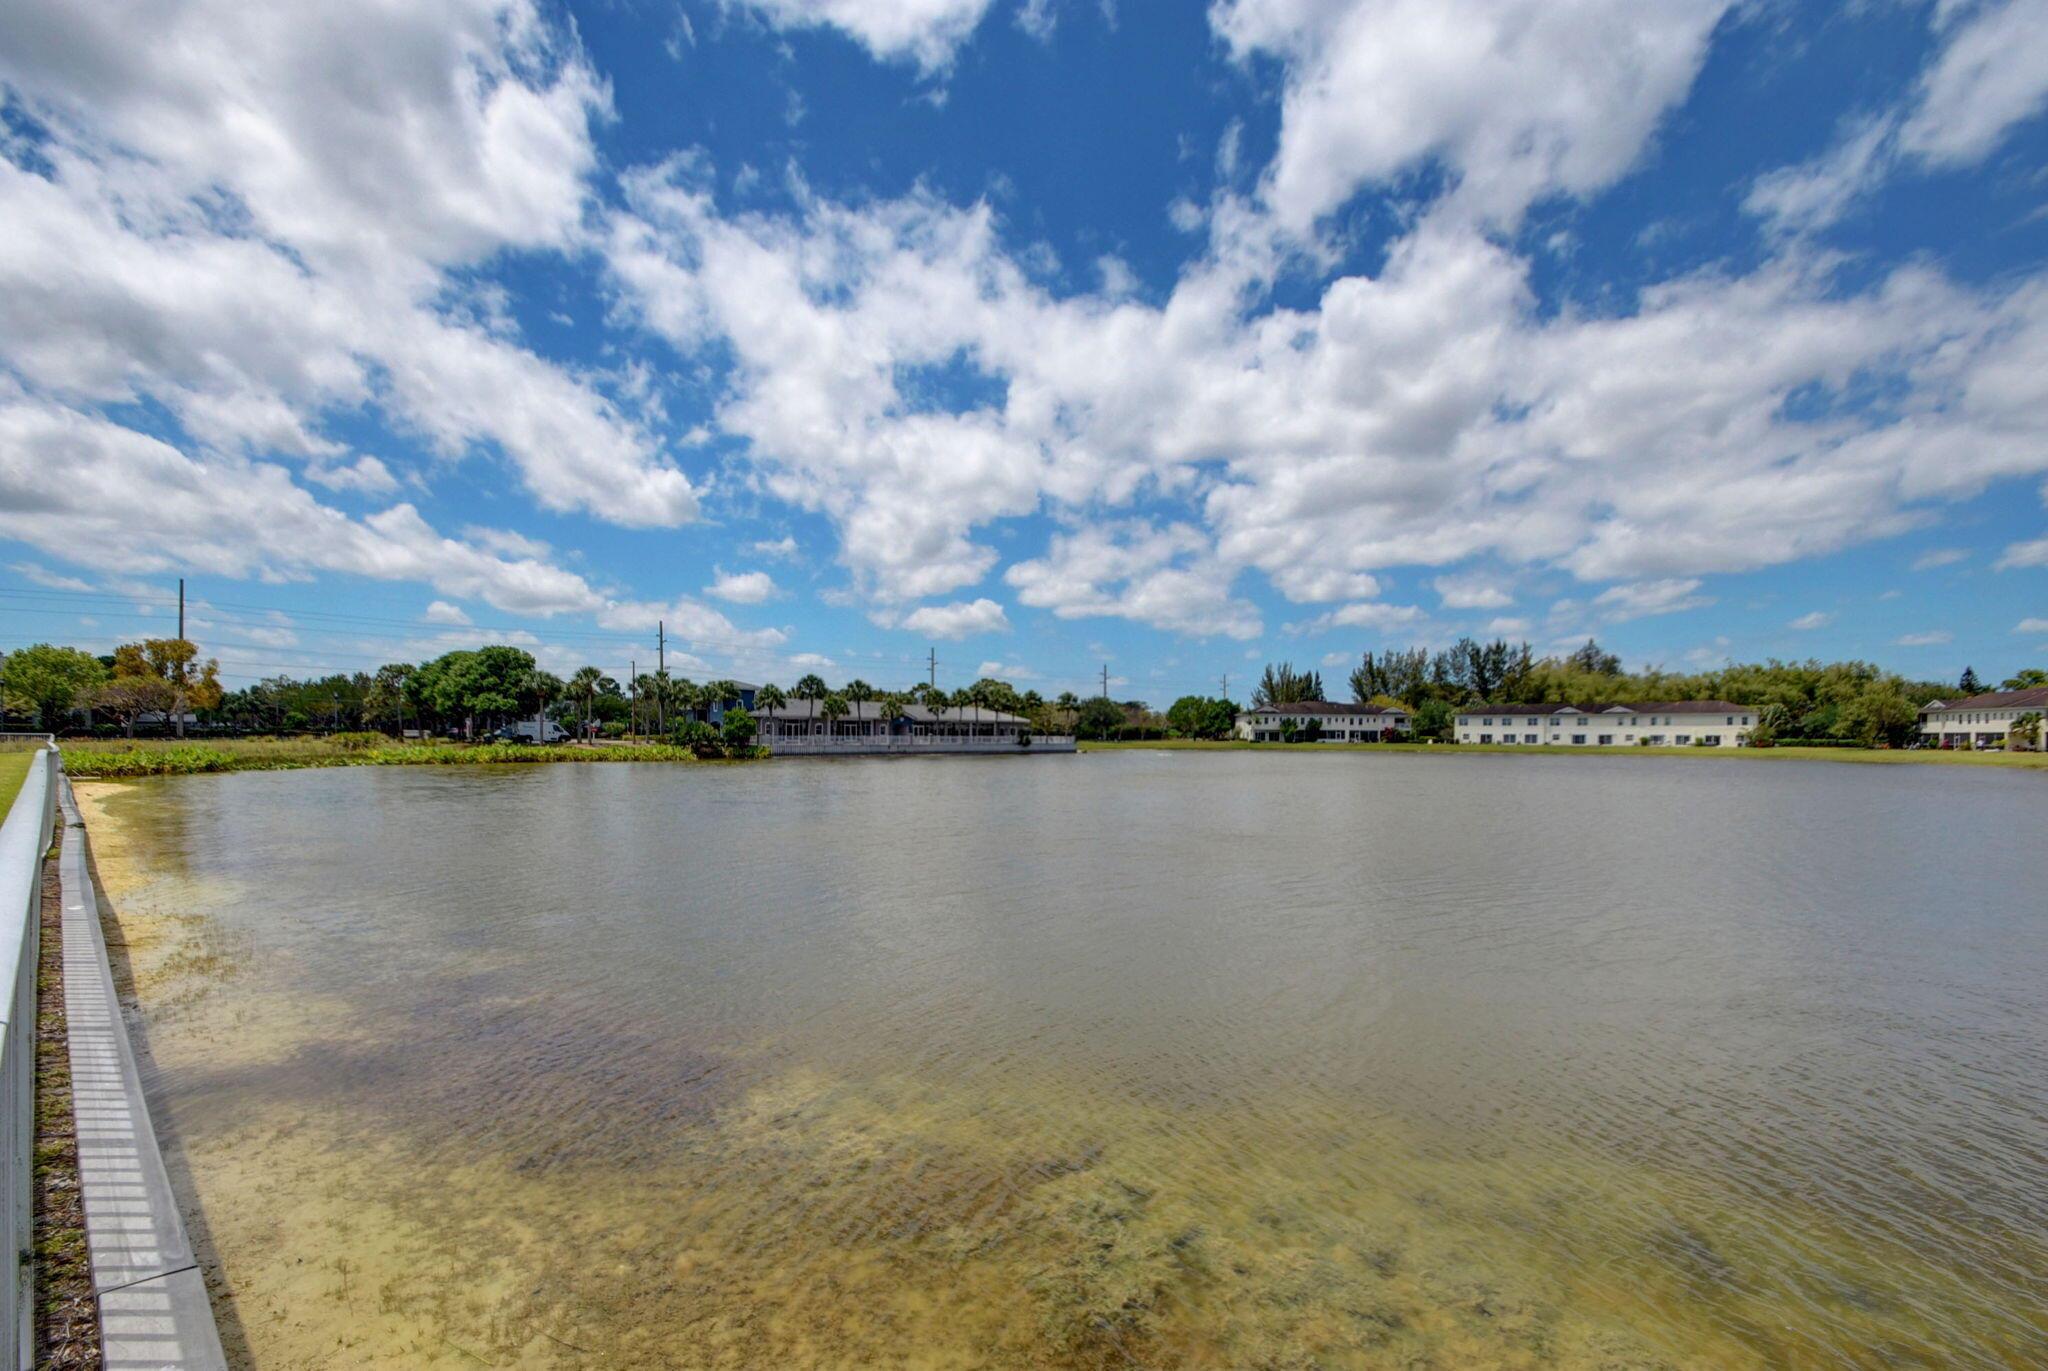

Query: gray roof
<box><xmin>1920</xmin><ymin>687</ymin><xmax>2048</xmax><ymax>712</ymax></box>
<box><xmin>755</xmin><ymin>701</ymin><xmax>1028</xmax><ymax>725</ymax></box>
<box><xmin>1239</xmin><ymin>701</ymin><xmax>1407</xmax><ymax>717</ymax></box>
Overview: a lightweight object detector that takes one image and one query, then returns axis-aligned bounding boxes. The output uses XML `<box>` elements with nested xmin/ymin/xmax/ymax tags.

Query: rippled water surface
<box><xmin>78</xmin><ymin>752</ymin><xmax>2048</xmax><ymax>1369</ymax></box>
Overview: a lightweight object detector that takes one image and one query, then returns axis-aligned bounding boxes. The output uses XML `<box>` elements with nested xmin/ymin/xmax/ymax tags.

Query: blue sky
<box><xmin>1</xmin><ymin>0</ymin><xmax>2045</xmax><ymax>701</ymax></box>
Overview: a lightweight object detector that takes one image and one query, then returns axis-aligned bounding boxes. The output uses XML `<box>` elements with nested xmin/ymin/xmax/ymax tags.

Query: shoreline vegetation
<box><xmin>1080</xmin><ymin>738</ymin><xmax>2048</xmax><ymax>767</ymax></box>
<box><xmin>36</xmin><ymin>734</ymin><xmax>2048</xmax><ymax>779</ymax></box>
<box><xmin>53</xmin><ymin>736</ymin><xmax>753</xmax><ymax>779</ymax></box>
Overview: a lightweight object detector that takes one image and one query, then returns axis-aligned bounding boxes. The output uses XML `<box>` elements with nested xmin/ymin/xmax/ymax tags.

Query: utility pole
<box><xmin>1100</xmin><ymin>663</ymin><xmax>1110</xmax><ymax>701</ymax></box>
<box><xmin>658</xmin><ymin>621</ymin><xmax>665</xmax><ymax>675</ymax></box>
<box><xmin>1220</xmin><ymin>673</ymin><xmax>1229</xmax><ymax>701</ymax></box>
<box><xmin>630</xmin><ymin>658</ymin><xmax>637</xmax><ymax>738</ymax></box>
<box><xmin>928</xmin><ymin>646</ymin><xmax>937</xmax><ymax>689</ymax></box>
<box><xmin>177</xmin><ymin>577</ymin><xmax>185</xmax><ymax>640</ymax></box>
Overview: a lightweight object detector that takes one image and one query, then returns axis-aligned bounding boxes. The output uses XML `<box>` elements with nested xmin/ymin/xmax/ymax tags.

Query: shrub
<box><xmin>329</xmin><ymin>731</ymin><xmax>386</xmax><ymax>751</ymax></box>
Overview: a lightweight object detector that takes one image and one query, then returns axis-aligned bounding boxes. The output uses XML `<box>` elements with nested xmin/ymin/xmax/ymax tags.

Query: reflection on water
<box><xmin>77</xmin><ymin>753</ymin><xmax>2048</xmax><ymax>1368</ymax></box>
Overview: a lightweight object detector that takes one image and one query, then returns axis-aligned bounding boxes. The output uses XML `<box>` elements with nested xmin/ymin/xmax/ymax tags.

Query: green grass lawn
<box><xmin>0</xmin><ymin>749</ymin><xmax>33</xmax><ymax>816</ymax></box>
<box><xmin>1078</xmin><ymin>739</ymin><xmax>2048</xmax><ymax>769</ymax></box>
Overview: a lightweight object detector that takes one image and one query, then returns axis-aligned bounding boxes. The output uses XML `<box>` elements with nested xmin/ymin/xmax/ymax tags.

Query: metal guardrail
<box><xmin>0</xmin><ymin>739</ymin><xmax>56</xmax><ymax>1370</ymax></box>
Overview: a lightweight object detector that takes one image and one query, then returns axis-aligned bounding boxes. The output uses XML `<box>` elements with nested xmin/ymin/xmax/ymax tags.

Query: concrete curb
<box><xmin>55</xmin><ymin>775</ymin><xmax>227</xmax><ymax>1371</ymax></box>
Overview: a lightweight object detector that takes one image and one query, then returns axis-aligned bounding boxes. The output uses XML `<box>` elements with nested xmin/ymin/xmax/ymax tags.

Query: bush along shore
<box><xmin>58</xmin><ymin>736</ymin><xmax>764</xmax><ymax>779</ymax></box>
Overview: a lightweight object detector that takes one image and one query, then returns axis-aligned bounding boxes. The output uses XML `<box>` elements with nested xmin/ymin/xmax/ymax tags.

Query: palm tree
<box><xmin>820</xmin><ymin>692</ymin><xmax>849</xmax><ymax>738</ymax></box>
<box><xmin>752</xmin><ymin>683</ymin><xmax>787</xmax><ymax>744</ymax></box>
<box><xmin>703</xmin><ymin>679</ymin><xmax>742</xmax><ymax>723</ymax></box>
<box><xmin>671</xmin><ymin>680</ymin><xmax>703</xmax><ymax>731</ymax></box>
<box><xmin>569</xmin><ymin>665</ymin><xmax>603</xmax><ymax>740</ymax></box>
<box><xmin>951</xmin><ymin>687</ymin><xmax>975</xmax><ymax>737</ymax></box>
<box><xmin>794</xmin><ymin>673</ymin><xmax>828</xmax><ymax>736</ymax></box>
<box><xmin>1056</xmin><ymin>690</ymin><xmax>1079</xmax><ymax>733</ymax></box>
<box><xmin>880</xmin><ymin>691</ymin><xmax>908</xmax><ymax>737</ymax></box>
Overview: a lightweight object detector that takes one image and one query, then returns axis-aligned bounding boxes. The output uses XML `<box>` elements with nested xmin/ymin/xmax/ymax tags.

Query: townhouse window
<box><xmin>1677</xmin><ymin>734</ymin><xmax>1692</xmax><ymax>744</ymax></box>
<box><xmin>1480</xmin><ymin>733</ymin><xmax>1493</xmax><ymax>744</ymax></box>
<box><xmin>1726</xmin><ymin>716</ymin><xmax>1735</xmax><ymax>725</ymax></box>
<box><xmin>1577</xmin><ymin>717</ymin><xmax>1589</xmax><ymax>726</ymax></box>
<box><xmin>1525</xmin><ymin>734</ymin><xmax>1538</xmax><ymax>744</ymax></box>
<box><xmin>1598</xmin><ymin>734</ymin><xmax>1613</xmax><ymax>745</ymax></box>
<box><xmin>1572</xmin><ymin>734</ymin><xmax>1586</xmax><ymax>744</ymax></box>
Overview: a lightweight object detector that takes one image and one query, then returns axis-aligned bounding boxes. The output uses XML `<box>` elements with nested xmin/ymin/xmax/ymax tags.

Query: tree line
<box><xmin>1235</xmin><ymin>638</ymin><xmax>2043</xmax><ymax>748</ymax></box>
<box><xmin>9</xmin><ymin>634</ymin><xmax>2037</xmax><ymax>750</ymax></box>
<box><xmin>0</xmin><ymin>640</ymin><xmax>1124</xmax><ymax>744</ymax></box>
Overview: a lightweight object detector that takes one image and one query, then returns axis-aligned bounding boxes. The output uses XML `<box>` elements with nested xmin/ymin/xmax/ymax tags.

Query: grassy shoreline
<box><xmin>1079</xmin><ymin>739</ymin><xmax>2048</xmax><ymax>768</ymax></box>
<box><xmin>54</xmin><ymin>737</ymin><xmax>754</xmax><ymax>779</ymax></box>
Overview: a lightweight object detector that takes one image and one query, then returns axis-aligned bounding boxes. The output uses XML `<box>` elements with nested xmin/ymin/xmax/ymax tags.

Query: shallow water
<box><xmin>77</xmin><ymin>752</ymin><xmax>2048</xmax><ymax>1369</ymax></box>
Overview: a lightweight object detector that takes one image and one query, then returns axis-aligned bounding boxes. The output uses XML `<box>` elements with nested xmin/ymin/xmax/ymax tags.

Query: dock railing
<box><xmin>0</xmin><ymin>738</ymin><xmax>56</xmax><ymax>1370</ymax></box>
<box><xmin>766</xmin><ymin>733</ymin><xmax>1077</xmax><ymax>756</ymax></box>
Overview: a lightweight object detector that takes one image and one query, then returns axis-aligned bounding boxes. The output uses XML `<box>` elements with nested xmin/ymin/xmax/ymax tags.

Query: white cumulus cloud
<box><xmin>896</xmin><ymin>598</ymin><xmax>1012</xmax><ymax>639</ymax></box>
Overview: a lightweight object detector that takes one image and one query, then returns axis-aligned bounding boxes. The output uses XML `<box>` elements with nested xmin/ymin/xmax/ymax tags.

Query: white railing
<box><xmin>767</xmin><ymin>733</ymin><xmax>1076</xmax><ymax>756</ymax></box>
<box><xmin>0</xmin><ymin>741</ymin><xmax>55</xmax><ymax>1369</ymax></box>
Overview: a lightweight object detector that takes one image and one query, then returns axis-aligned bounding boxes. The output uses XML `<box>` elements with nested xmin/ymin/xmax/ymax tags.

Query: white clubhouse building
<box><xmin>1916</xmin><ymin>687</ymin><xmax>2048</xmax><ymax>749</ymax></box>
<box><xmin>1455</xmin><ymin>701</ymin><xmax>1754</xmax><ymax>747</ymax></box>
<box><xmin>1235</xmin><ymin>702</ymin><xmax>1409</xmax><ymax>742</ymax></box>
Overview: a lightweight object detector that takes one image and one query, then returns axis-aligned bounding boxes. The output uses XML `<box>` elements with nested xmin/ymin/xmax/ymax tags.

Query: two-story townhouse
<box><xmin>1453</xmin><ymin>701</ymin><xmax>1754</xmax><ymax>747</ymax></box>
<box><xmin>1234</xmin><ymin>702</ymin><xmax>1410</xmax><ymax>742</ymax></box>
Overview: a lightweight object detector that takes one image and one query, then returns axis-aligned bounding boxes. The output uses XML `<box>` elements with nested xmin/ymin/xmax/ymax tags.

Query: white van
<box><xmin>498</xmin><ymin>719</ymin><xmax>568</xmax><ymax>744</ymax></box>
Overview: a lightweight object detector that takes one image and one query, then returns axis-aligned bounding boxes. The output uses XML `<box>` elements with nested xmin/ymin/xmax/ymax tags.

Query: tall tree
<box><xmin>794</xmin><ymin>673</ymin><xmax>829</xmax><ymax>734</ymax></box>
<box><xmin>1958</xmin><ymin>665</ymin><xmax>1981</xmax><ymax>694</ymax></box>
<box><xmin>1253</xmin><ymin>662</ymin><xmax>1323</xmax><ymax>707</ymax></box>
<box><xmin>1055</xmin><ymin>690</ymin><xmax>1079</xmax><ymax>732</ymax></box>
<box><xmin>820</xmin><ymin>692</ymin><xmax>849</xmax><ymax>737</ymax></box>
<box><xmin>879</xmin><ymin>691</ymin><xmax>908</xmax><ymax>735</ymax></box>
<box><xmin>421</xmin><ymin>645</ymin><xmax>537</xmax><ymax>737</ymax></box>
<box><xmin>92</xmin><ymin>676</ymin><xmax>175</xmax><ymax>738</ymax></box>
<box><xmin>568</xmin><ymin>666</ymin><xmax>605</xmax><ymax>739</ymax></box>
<box><xmin>1074</xmin><ymin>696</ymin><xmax>1124</xmax><ymax>740</ymax></box>
<box><xmin>365</xmin><ymin>662</ymin><xmax>418</xmax><ymax>736</ymax></box>
<box><xmin>115</xmin><ymin>638</ymin><xmax>224</xmax><ymax>737</ymax></box>
<box><xmin>0</xmin><ymin>643</ymin><xmax>106</xmax><ymax>730</ymax></box>
<box><xmin>1166</xmin><ymin>695</ymin><xmax>1237</xmax><ymax>739</ymax></box>
<box><xmin>703</xmin><ymin>680</ymin><xmax>745</xmax><ymax>721</ymax></box>
<box><xmin>1566</xmin><ymin>638</ymin><xmax>1622</xmax><ymax>676</ymax></box>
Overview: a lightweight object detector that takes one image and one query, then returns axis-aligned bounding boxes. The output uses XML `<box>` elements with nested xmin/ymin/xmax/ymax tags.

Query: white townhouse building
<box><xmin>1454</xmin><ymin>701</ymin><xmax>1754</xmax><ymax>748</ymax></box>
<box><xmin>1235</xmin><ymin>701</ymin><xmax>1409</xmax><ymax>742</ymax></box>
<box><xmin>1916</xmin><ymin>687</ymin><xmax>2048</xmax><ymax>749</ymax></box>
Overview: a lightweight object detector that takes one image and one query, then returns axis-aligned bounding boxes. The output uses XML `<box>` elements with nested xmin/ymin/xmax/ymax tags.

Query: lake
<box><xmin>77</xmin><ymin>751</ymin><xmax>2048</xmax><ymax>1369</ymax></box>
